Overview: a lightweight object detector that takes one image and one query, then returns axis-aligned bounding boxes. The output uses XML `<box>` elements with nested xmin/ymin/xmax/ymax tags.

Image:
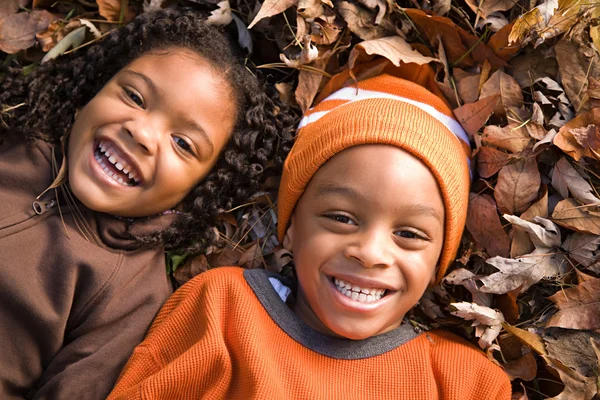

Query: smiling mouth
<box><xmin>333</xmin><ymin>277</ymin><xmax>389</xmax><ymax>304</ymax></box>
<box><xmin>94</xmin><ymin>140</ymin><xmax>141</xmax><ymax>187</ymax></box>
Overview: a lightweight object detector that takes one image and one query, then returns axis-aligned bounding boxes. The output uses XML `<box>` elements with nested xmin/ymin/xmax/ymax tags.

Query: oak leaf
<box><xmin>546</xmin><ymin>278</ymin><xmax>600</xmax><ymax>331</ymax></box>
<box><xmin>448</xmin><ymin>302</ymin><xmax>505</xmax><ymax>348</ymax></box>
<box><xmin>494</xmin><ymin>158</ymin><xmax>540</xmax><ymax>215</ymax></box>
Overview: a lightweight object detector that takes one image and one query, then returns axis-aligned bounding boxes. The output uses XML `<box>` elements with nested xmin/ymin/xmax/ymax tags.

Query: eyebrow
<box><xmin>316</xmin><ymin>182</ymin><xmax>361</xmax><ymax>200</ymax></box>
<box><xmin>316</xmin><ymin>182</ymin><xmax>443</xmax><ymax>223</ymax></box>
<box><xmin>122</xmin><ymin>70</ymin><xmax>214</xmax><ymax>157</ymax></box>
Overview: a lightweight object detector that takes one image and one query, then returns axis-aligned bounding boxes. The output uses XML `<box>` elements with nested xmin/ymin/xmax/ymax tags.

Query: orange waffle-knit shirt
<box><xmin>109</xmin><ymin>267</ymin><xmax>511</xmax><ymax>400</ymax></box>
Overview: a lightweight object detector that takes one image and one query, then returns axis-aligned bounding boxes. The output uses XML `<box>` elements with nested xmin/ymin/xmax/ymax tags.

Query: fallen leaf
<box><xmin>476</xmin><ymin>145</ymin><xmax>510</xmax><ymax>178</ymax></box>
<box><xmin>454</xmin><ymin>94</ymin><xmax>499</xmax><ymax>138</ymax></box>
<box><xmin>503</xmin><ymin>349</ymin><xmax>538</xmax><ymax>381</ymax></box>
<box><xmin>248</xmin><ymin>0</ymin><xmax>298</xmax><ymax>29</ymax></box>
<box><xmin>482</xmin><ymin>124</ymin><xmax>532</xmax><ymax>153</ymax></box>
<box><xmin>463</xmin><ymin>0</ymin><xmax>515</xmax><ymax>18</ymax></box>
<box><xmin>348</xmin><ymin>36</ymin><xmax>438</xmax><ymax>73</ymax></box>
<box><xmin>449</xmin><ymin>301</ymin><xmax>505</xmax><ymax>348</ymax></box>
<box><xmin>206</xmin><ymin>0</ymin><xmax>233</xmax><ymax>25</ymax></box>
<box><xmin>511</xmin><ymin>228</ymin><xmax>535</xmax><ymax>258</ymax></box>
<box><xmin>337</xmin><ymin>1</ymin><xmax>393</xmax><ymax>40</ymax></box>
<box><xmin>487</xmin><ymin>21</ymin><xmax>520</xmax><ymax>61</ymax></box>
<box><xmin>562</xmin><ymin>232</ymin><xmax>600</xmax><ymax>269</ymax></box>
<box><xmin>546</xmin><ymin>278</ymin><xmax>600</xmax><ymax>330</ymax></box>
<box><xmin>480</xmin><ymin>251</ymin><xmax>567</xmax><ymax>293</ymax></box>
<box><xmin>295</xmin><ymin>50</ymin><xmax>331</xmax><ymax>112</ymax></box>
<box><xmin>0</xmin><ymin>0</ymin><xmax>28</xmax><ymax>19</ymax></box>
<box><xmin>543</xmin><ymin>355</ymin><xmax>598</xmax><ymax>400</ymax></box>
<box><xmin>555</xmin><ymin>39</ymin><xmax>589</xmax><ymax>113</ymax></box>
<box><xmin>521</xmin><ymin>184</ymin><xmax>549</xmax><ymax>220</ymax></box>
<box><xmin>0</xmin><ymin>10</ymin><xmax>56</xmax><ymax>54</ymax></box>
<box><xmin>503</xmin><ymin>215</ymin><xmax>562</xmax><ymax>249</ymax></box>
<box><xmin>480</xmin><ymin>70</ymin><xmax>524</xmax><ymax>117</ymax></box>
<box><xmin>455</xmin><ymin>68</ymin><xmax>480</xmax><ymax>104</ymax></box>
<box><xmin>97</xmin><ymin>0</ymin><xmax>135</xmax><ymax>22</ymax></box>
<box><xmin>41</xmin><ymin>26</ymin><xmax>86</xmax><ymax>63</ymax></box>
<box><xmin>444</xmin><ymin>268</ymin><xmax>492</xmax><ymax>306</ymax></box>
<box><xmin>495</xmin><ymin>288</ymin><xmax>521</xmax><ymax>324</ymax></box>
<box><xmin>495</xmin><ymin>158</ymin><xmax>541</xmax><ymax>215</ymax></box>
<box><xmin>552</xmin><ymin>198</ymin><xmax>600</xmax><ymax>235</ymax></box>
<box><xmin>297</xmin><ymin>0</ymin><xmax>324</xmax><ymax>19</ymax></box>
<box><xmin>357</xmin><ymin>0</ymin><xmax>386</xmax><ymax>25</ymax></box>
<box><xmin>466</xmin><ymin>193</ymin><xmax>510</xmax><ymax>257</ymax></box>
<box><xmin>544</xmin><ymin>327</ymin><xmax>600</xmax><ymax>377</ymax></box>
<box><xmin>502</xmin><ymin>322</ymin><xmax>547</xmax><ymax>355</ymax></box>
<box><xmin>552</xmin><ymin>157</ymin><xmax>600</xmax><ymax>205</ymax></box>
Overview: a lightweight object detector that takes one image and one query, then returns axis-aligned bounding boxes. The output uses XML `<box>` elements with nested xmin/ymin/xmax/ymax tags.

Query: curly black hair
<box><xmin>0</xmin><ymin>8</ymin><xmax>298</xmax><ymax>255</ymax></box>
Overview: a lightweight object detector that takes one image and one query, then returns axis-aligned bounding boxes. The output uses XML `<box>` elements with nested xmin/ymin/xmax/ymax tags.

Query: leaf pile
<box><xmin>2</xmin><ymin>0</ymin><xmax>600</xmax><ymax>398</ymax></box>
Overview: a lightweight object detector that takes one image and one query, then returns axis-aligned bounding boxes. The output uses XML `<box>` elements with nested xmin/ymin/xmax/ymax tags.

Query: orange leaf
<box><xmin>454</xmin><ymin>94</ymin><xmax>499</xmax><ymax>137</ymax></box>
<box><xmin>502</xmin><ymin>322</ymin><xmax>547</xmax><ymax>356</ymax></box>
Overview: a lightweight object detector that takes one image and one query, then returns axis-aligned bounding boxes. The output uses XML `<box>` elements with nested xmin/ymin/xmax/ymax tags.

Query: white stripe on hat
<box><xmin>298</xmin><ymin>87</ymin><xmax>470</xmax><ymax>147</ymax></box>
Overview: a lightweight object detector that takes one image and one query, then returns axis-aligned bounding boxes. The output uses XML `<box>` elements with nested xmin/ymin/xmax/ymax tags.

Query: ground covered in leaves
<box><xmin>2</xmin><ymin>0</ymin><xmax>600</xmax><ymax>398</ymax></box>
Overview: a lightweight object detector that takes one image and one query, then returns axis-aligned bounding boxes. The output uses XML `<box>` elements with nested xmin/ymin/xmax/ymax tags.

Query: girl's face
<box><xmin>284</xmin><ymin>145</ymin><xmax>445</xmax><ymax>340</ymax></box>
<box><xmin>68</xmin><ymin>48</ymin><xmax>236</xmax><ymax>217</ymax></box>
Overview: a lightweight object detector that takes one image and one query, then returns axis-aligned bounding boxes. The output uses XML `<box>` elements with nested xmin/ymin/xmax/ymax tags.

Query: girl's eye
<box><xmin>124</xmin><ymin>88</ymin><xmax>144</xmax><ymax>108</ymax></box>
<box><xmin>396</xmin><ymin>230</ymin><xmax>428</xmax><ymax>240</ymax></box>
<box><xmin>326</xmin><ymin>214</ymin><xmax>356</xmax><ymax>225</ymax></box>
<box><xmin>173</xmin><ymin>136</ymin><xmax>194</xmax><ymax>154</ymax></box>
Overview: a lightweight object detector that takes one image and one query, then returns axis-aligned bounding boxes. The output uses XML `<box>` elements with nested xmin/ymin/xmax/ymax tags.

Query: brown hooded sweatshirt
<box><xmin>0</xmin><ymin>136</ymin><xmax>173</xmax><ymax>399</ymax></box>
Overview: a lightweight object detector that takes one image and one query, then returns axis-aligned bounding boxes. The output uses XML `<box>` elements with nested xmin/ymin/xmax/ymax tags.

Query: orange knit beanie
<box><xmin>277</xmin><ymin>72</ymin><xmax>472</xmax><ymax>284</ymax></box>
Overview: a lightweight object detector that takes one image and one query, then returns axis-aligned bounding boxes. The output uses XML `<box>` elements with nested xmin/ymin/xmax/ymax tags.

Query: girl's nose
<box><xmin>344</xmin><ymin>228</ymin><xmax>395</xmax><ymax>269</ymax></box>
<box><xmin>123</xmin><ymin>118</ymin><xmax>159</xmax><ymax>155</ymax></box>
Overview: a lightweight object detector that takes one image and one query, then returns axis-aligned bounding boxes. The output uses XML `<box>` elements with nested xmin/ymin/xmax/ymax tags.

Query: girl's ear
<box><xmin>282</xmin><ymin>213</ymin><xmax>296</xmax><ymax>252</ymax></box>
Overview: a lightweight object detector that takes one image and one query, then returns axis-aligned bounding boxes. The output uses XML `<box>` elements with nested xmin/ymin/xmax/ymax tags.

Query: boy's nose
<box><xmin>344</xmin><ymin>229</ymin><xmax>395</xmax><ymax>269</ymax></box>
<box><xmin>123</xmin><ymin>119</ymin><xmax>159</xmax><ymax>155</ymax></box>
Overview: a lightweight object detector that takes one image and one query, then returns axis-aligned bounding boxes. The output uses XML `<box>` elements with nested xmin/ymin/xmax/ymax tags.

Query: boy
<box><xmin>109</xmin><ymin>71</ymin><xmax>511</xmax><ymax>399</ymax></box>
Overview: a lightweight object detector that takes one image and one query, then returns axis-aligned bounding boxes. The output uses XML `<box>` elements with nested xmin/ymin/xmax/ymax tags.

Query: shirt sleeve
<box><xmin>30</xmin><ymin>254</ymin><xmax>172</xmax><ymax>400</ymax></box>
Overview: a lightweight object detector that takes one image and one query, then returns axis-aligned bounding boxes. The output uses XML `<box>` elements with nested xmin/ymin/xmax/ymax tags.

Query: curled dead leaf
<box><xmin>449</xmin><ymin>302</ymin><xmax>505</xmax><ymax>348</ymax></box>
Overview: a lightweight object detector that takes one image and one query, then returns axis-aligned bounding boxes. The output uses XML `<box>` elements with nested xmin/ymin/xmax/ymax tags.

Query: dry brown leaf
<box><xmin>476</xmin><ymin>146</ymin><xmax>510</xmax><ymax>178</ymax></box>
<box><xmin>295</xmin><ymin>50</ymin><xmax>331</xmax><ymax>112</ymax></box>
<box><xmin>503</xmin><ymin>215</ymin><xmax>562</xmax><ymax>249</ymax></box>
<box><xmin>544</xmin><ymin>327</ymin><xmax>600</xmax><ymax>377</ymax></box>
<box><xmin>487</xmin><ymin>21</ymin><xmax>520</xmax><ymax>61</ymax></box>
<box><xmin>0</xmin><ymin>10</ymin><xmax>56</xmax><ymax>54</ymax></box>
<box><xmin>357</xmin><ymin>0</ymin><xmax>386</xmax><ymax>25</ymax></box>
<box><xmin>348</xmin><ymin>36</ymin><xmax>438</xmax><ymax>73</ymax></box>
<box><xmin>466</xmin><ymin>193</ymin><xmax>510</xmax><ymax>257</ymax></box>
<box><xmin>555</xmin><ymin>39</ymin><xmax>589</xmax><ymax>113</ymax></box>
<box><xmin>554</xmin><ymin>108</ymin><xmax>600</xmax><ymax>160</ymax></box>
<box><xmin>495</xmin><ymin>288</ymin><xmax>521</xmax><ymax>324</ymax></box>
<box><xmin>508</xmin><ymin>8</ymin><xmax>544</xmax><ymax>45</ymax></box>
<box><xmin>297</xmin><ymin>0</ymin><xmax>324</xmax><ymax>19</ymax></box>
<box><xmin>463</xmin><ymin>0</ymin><xmax>516</xmax><ymax>18</ymax></box>
<box><xmin>248</xmin><ymin>0</ymin><xmax>298</xmax><ymax>29</ymax></box>
<box><xmin>479</xmin><ymin>70</ymin><xmax>524</xmax><ymax>117</ymax></box>
<box><xmin>453</xmin><ymin>94</ymin><xmax>500</xmax><ymax>138</ymax></box>
<box><xmin>503</xmin><ymin>349</ymin><xmax>538</xmax><ymax>381</ymax></box>
<box><xmin>443</xmin><ymin>268</ymin><xmax>492</xmax><ymax>306</ymax></box>
<box><xmin>546</xmin><ymin>278</ymin><xmax>600</xmax><ymax>330</ymax></box>
<box><xmin>552</xmin><ymin>157</ymin><xmax>600</xmax><ymax>205</ymax></box>
<box><xmin>482</xmin><ymin>124</ymin><xmax>532</xmax><ymax>153</ymax></box>
<box><xmin>521</xmin><ymin>184</ymin><xmax>549</xmax><ymax>220</ymax></box>
<box><xmin>495</xmin><ymin>158</ymin><xmax>541</xmax><ymax>215</ymax></box>
<box><xmin>562</xmin><ymin>232</ymin><xmax>600</xmax><ymax>269</ymax></box>
<box><xmin>337</xmin><ymin>1</ymin><xmax>392</xmax><ymax>40</ymax></box>
<box><xmin>0</xmin><ymin>0</ymin><xmax>28</xmax><ymax>19</ymax></box>
<box><xmin>480</xmin><ymin>251</ymin><xmax>567</xmax><ymax>294</ymax></box>
<box><xmin>455</xmin><ymin>27</ymin><xmax>508</xmax><ymax>69</ymax></box>
<box><xmin>309</xmin><ymin>17</ymin><xmax>344</xmax><ymax>45</ymax></box>
<box><xmin>448</xmin><ymin>302</ymin><xmax>505</xmax><ymax>348</ymax></box>
<box><xmin>97</xmin><ymin>0</ymin><xmax>135</xmax><ymax>22</ymax></box>
<box><xmin>511</xmin><ymin>229</ymin><xmax>535</xmax><ymax>258</ymax></box>
<box><xmin>543</xmin><ymin>355</ymin><xmax>598</xmax><ymax>400</ymax></box>
<box><xmin>454</xmin><ymin>69</ymin><xmax>481</xmax><ymax>104</ymax></box>
<box><xmin>552</xmin><ymin>198</ymin><xmax>600</xmax><ymax>235</ymax></box>
<box><xmin>502</xmin><ymin>323</ymin><xmax>547</xmax><ymax>355</ymax></box>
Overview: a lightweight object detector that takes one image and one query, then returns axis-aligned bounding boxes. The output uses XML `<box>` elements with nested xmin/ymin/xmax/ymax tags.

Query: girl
<box><xmin>0</xmin><ymin>9</ymin><xmax>295</xmax><ymax>399</ymax></box>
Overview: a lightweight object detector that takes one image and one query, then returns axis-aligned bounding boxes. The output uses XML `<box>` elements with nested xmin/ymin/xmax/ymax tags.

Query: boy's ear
<box><xmin>430</xmin><ymin>265</ymin><xmax>438</xmax><ymax>286</ymax></box>
<box><xmin>282</xmin><ymin>213</ymin><xmax>295</xmax><ymax>251</ymax></box>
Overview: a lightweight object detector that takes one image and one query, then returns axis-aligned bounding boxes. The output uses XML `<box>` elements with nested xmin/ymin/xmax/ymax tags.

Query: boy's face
<box><xmin>68</xmin><ymin>48</ymin><xmax>236</xmax><ymax>217</ymax></box>
<box><xmin>284</xmin><ymin>144</ymin><xmax>445</xmax><ymax>340</ymax></box>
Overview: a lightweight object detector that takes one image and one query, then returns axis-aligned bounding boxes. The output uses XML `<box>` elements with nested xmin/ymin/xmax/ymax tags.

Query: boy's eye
<box><xmin>395</xmin><ymin>230</ymin><xmax>428</xmax><ymax>240</ymax></box>
<box><xmin>326</xmin><ymin>214</ymin><xmax>356</xmax><ymax>225</ymax></box>
<box><xmin>124</xmin><ymin>87</ymin><xmax>144</xmax><ymax>108</ymax></box>
<box><xmin>173</xmin><ymin>136</ymin><xmax>194</xmax><ymax>154</ymax></box>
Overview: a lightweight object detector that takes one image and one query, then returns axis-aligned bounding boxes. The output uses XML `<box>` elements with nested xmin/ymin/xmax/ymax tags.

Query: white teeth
<box><xmin>96</xmin><ymin>141</ymin><xmax>140</xmax><ymax>185</ymax></box>
<box><xmin>117</xmin><ymin>177</ymin><xmax>124</xmax><ymax>184</ymax></box>
<box><xmin>115</xmin><ymin>162</ymin><xmax>123</xmax><ymax>171</ymax></box>
<box><xmin>105</xmin><ymin>150</ymin><xmax>111</xmax><ymax>157</ymax></box>
<box><xmin>128</xmin><ymin>172</ymin><xmax>136</xmax><ymax>180</ymax></box>
<box><xmin>123</xmin><ymin>168</ymin><xmax>129</xmax><ymax>174</ymax></box>
<box><xmin>108</xmin><ymin>156</ymin><xmax>117</xmax><ymax>164</ymax></box>
<box><xmin>334</xmin><ymin>278</ymin><xmax>385</xmax><ymax>303</ymax></box>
